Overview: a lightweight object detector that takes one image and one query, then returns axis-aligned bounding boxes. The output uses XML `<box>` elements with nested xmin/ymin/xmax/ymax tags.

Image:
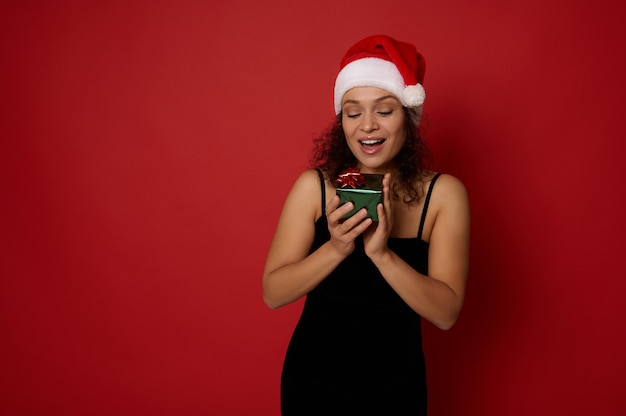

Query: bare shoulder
<box><xmin>281</xmin><ymin>169</ymin><xmax>324</xmax><ymax>221</ymax></box>
<box><xmin>288</xmin><ymin>169</ymin><xmax>323</xmax><ymax>200</ymax></box>
<box><xmin>432</xmin><ymin>173</ymin><xmax>468</xmax><ymax>202</ymax></box>
<box><xmin>430</xmin><ymin>173</ymin><xmax>470</xmax><ymax>226</ymax></box>
<box><xmin>292</xmin><ymin>168</ymin><xmax>323</xmax><ymax>189</ymax></box>
<box><xmin>265</xmin><ymin>169</ymin><xmax>323</xmax><ymax>268</ymax></box>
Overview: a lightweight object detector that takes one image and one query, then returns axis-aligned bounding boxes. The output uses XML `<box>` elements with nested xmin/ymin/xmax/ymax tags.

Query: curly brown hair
<box><xmin>310</xmin><ymin>107</ymin><xmax>432</xmax><ymax>204</ymax></box>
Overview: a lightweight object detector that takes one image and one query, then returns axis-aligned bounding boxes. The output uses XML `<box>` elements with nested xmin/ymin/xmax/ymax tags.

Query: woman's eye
<box><xmin>346</xmin><ymin>113</ymin><xmax>361</xmax><ymax>118</ymax></box>
<box><xmin>377</xmin><ymin>110</ymin><xmax>392</xmax><ymax>116</ymax></box>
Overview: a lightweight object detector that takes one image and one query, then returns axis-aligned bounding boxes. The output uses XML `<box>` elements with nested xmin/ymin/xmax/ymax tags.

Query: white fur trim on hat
<box><xmin>334</xmin><ymin>57</ymin><xmax>425</xmax><ymax>114</ymax></box>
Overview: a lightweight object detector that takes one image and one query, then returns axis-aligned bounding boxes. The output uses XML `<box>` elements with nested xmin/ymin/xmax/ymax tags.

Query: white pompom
<box><xmin>403</xmin><ymin>84</ymin><xmax>426</xmax><ymax>107</ymax></box>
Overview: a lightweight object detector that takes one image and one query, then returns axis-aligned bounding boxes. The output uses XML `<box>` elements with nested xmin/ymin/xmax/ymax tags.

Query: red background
<box><xmin>2</xmin><ymin>1</ymin><xmax>625</xmax><ymax>414</ymax></box>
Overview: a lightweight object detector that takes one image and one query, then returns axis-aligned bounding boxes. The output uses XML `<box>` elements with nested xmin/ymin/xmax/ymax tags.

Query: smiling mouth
<box><xmin>359</xmin><ymin>138</ymin><xmax>385</xmax><ymax>146</ymax></box>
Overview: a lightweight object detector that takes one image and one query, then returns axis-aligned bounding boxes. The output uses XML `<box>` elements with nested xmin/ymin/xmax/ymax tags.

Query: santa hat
<box><xmin>334</xmin><ymin>35</ymin><xmax>426</xmax><ymax>115</ymax></box>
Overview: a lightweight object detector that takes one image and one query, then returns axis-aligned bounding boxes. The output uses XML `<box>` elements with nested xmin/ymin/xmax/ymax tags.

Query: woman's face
<box><xmin>341</xmin><ymin>87</ymin><xmax>406</xmax><ymax>174</ymax></box>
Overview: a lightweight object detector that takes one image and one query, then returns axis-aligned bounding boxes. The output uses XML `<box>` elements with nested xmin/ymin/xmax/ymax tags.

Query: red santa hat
<box><xmin>334</xmin><ymin>35</ymin><xmax>426</xmax><ymax>115</ymax></box>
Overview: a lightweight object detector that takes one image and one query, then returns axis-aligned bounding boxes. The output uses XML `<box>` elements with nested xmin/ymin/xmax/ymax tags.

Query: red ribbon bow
<box><xmin>336</xmin><ymin>168</ymin><xmax>366</xmax><ymax>189</ymax></box>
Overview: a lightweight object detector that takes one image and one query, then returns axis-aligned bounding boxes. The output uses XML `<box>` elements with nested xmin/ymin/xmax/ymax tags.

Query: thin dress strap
<box><xmin>316</xmin><ymin>169</ymin><xmax>326</xmax><ymax>216</ymax></box>
<box><xmin>417</xmin><ymin>173</ymin><xmax>442</xmax><ymax>240</ymax></box>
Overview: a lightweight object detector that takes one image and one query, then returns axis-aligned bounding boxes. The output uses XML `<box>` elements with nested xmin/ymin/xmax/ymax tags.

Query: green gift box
<box><xmin>336</xmin><ymin>174</ymin><xmax>383</xmax><ymax>221</ymax></box>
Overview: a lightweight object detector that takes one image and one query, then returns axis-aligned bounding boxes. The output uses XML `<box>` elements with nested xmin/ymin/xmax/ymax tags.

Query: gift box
<box><xmin>336</xmin><ymin>170</ymin><xmax>384</xmax><ymax>221</ymax></box>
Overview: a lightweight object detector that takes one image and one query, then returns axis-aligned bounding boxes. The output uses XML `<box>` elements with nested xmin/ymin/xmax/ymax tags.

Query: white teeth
<box><xmin>361</xmin><ymin>139</ymin><xmax>383</xmax><ymax>145</ymax></box>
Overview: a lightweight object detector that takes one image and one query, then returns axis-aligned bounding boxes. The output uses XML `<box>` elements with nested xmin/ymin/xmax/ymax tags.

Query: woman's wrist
<box><xmin>367</xmin><ymin>247</ymin><xmax>392</xmax><ymax>266</ymax></box>
<box><xmin>323</xmin><ymin>239</ymin><xmax>353</xmax><ymax>261</ymax></box>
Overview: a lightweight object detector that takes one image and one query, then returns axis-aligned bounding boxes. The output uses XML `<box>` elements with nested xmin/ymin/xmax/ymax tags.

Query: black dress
<box><xmin>280</xmin><ymin>171</ymin><xmax>441</xmax><ymax>415</ymax></box>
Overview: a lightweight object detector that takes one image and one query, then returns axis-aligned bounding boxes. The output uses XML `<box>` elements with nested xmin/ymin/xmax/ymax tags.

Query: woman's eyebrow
<box><xmin>375</xmin><ymin>95</ymin><xmax>397</xmax><ymax>102</ymax></box>
<box><xmin>343</xmin><ymin>95</ymin><xmax>397</xmax><ymax>105</ymax></box>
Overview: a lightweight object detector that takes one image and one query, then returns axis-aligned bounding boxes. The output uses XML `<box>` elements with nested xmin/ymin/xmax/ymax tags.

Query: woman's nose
<box><xmin>361</xmin><ymin>112</ymin><xmax>378</xmax><ymax>132</ymax></box>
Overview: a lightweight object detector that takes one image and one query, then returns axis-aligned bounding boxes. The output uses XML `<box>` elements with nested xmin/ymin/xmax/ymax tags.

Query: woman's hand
<box><xmin>363</xmin><ymin>173</ymin><xmax>393</xmax><ymax>261</ymax></box>
<box><xmin>326</xmin><ymin>194</ymin><xmax>372</xmax><ymax>257</ymax></box>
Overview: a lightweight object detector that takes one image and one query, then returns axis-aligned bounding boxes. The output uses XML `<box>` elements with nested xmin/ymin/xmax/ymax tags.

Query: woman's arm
<box><xmin>262</xmin><ymin>169</ymin><xmax>372</xmax><ymax>309</ymax></box>
<box><xmin>365</xmin><ymin>174</ymin><xmax>470</xmax><ymax>330</ymax></box>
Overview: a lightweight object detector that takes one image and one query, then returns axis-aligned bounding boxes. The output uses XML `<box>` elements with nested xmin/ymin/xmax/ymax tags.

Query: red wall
<box><xmin>2</xmin><ymin>1</ymin><xmax>625</xmax><ymax>414</ymax></box>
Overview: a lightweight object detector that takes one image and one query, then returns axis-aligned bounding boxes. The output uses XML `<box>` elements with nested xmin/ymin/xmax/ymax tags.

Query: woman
<box><xmin>263</xmin><ymin>35</ymin><xmax>470</xmax><ymax>415</ymax></box>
